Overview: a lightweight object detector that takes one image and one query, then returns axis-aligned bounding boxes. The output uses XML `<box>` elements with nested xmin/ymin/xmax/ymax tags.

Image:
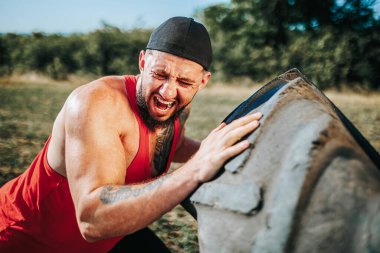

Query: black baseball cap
<box><xmin>146</xmin><ymin>16</ymin><xmax>212</xmax><ymax>70</ymax></box>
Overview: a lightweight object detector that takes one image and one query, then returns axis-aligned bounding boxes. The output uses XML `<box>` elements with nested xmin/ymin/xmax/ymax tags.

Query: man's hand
<box><xmin>189</xmin><ymin>112</ymin><xmax>262</xmax><ymax>183</ymax></box>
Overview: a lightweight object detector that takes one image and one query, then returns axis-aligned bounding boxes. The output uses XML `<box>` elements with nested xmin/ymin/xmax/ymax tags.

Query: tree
<box><xmin>199</xmin><ymin>0</ymin><xmax>380</xmax><ymax>89</ymax></box>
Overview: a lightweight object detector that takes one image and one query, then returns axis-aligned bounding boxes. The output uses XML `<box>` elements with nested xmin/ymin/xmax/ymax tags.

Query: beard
<box><xmin>136</xmin><ymin>79</ymin><xmax>187</xmax><ymax>130</ymax></box>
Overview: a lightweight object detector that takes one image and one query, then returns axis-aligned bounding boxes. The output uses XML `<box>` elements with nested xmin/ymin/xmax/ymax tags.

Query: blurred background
<box><xmin>1</xmin><ymin>1</ymin><xmax>380</xmax><ymax>252</ymax></box>
<box><xmin>1</xmin><ymin>0</ymin><xmax>380</xmax><ymax>90</ymax></box>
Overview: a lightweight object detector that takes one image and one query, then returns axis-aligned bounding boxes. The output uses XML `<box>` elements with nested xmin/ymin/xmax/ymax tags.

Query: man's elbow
<box><xmin>77</xmin><ymin>205</ymin><xmax>109</xmax><ymax>242</ymax></box>
<box><xmin>75</xmin><ymin>192</ymin><xmax>138</xmax><ymax>241</ymax></box>
<box><xmin>77</xmin><ymin>211</ymin><xmax>136</xmax><ymax>242</ymax></box>
<box><xmin>78</xmin><ymin>220</ymin><xmax>104</xmax><ymax>242</ymax></box>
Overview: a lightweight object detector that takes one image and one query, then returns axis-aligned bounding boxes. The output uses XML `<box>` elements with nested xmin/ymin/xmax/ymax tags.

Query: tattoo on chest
<box><xmin>153</xmin><ymin>106</ymin><xmax>190</xmax><ymax>174</ymax></box>
<box><xmin>154</xmin><ymin>123</ymin><xmax>174</xmax><ymax>175</ymax></box>
<box><xmin>153</xmin><ymin>107</ymin><xmax>190</xmax><ymax>175</ymax></box>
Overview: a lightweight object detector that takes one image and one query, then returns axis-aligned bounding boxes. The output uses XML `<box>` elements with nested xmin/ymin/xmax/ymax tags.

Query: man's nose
<box><xmin>159</xmin><ymin>79</ymin><xmax>177</xmax><ymax>99</ymax></box>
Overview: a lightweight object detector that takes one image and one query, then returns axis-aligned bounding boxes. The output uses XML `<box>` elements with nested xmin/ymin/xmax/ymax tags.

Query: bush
<box><xmin>0</xmin><ymin>26</ymin><xmax>151</xmax><ymax>80</ymax></box>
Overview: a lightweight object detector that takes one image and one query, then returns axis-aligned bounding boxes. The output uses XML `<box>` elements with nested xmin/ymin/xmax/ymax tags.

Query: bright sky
<box><xmin>0</xmin><ymin>0</ymin><xmax>229</xmax><ymax>34</ymax></box>
<box><xmin>1</xmin><ymin>0</ymin><xmax>379</xmax><ymax>34</ymax></box>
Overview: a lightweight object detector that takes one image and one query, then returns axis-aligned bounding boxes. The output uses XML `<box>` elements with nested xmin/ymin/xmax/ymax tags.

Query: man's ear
<box><xmin>138</xmin><ymin>50</ymin><xmax>146</xmax><ymax>73</ymax></box>
<box><xmin>199</xmin><ymin>71</ymin><xmax>211</xmax><ymax>90</ymax></box>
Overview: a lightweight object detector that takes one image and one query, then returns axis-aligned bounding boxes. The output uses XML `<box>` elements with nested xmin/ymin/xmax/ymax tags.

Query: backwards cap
<box><xmin>146</xmin><ymin>16</ymin><xmax>212</xmax><ymax>70</ymax></box>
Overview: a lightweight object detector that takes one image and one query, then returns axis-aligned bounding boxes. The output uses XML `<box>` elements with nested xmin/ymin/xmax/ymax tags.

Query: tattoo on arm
<box><xmin>100</xmin><ymin>174</ymin><xmax>171</xmax><ymax>204</ymax></box>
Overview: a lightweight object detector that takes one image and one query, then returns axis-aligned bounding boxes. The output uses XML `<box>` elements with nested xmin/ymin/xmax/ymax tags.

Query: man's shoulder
<box><xmin>97</xmin><ymin>75</ymin><xmax>130</xmax><ymax>91</ymax></box>
<box><xmin>70</xmin><ymin>75</ymin><xmax>128</xmax><ymax>104</ymax></box>
<box><xmin>65</xmin><ymin>75</ymin><xmax>135</xmax><ymax>124</ymax></box>
<box><xmin>79</xmin><ymin>75</ymin><xmax>125</xmax><ymax>94</ymax></box>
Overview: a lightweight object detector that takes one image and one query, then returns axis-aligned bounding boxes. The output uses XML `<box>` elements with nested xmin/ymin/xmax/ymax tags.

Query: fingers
<box><xmin>223</xmin><ymin>112</ymin><xmax>262</xmax><ymax>131</ymax></box>
<box><xmin>219</xmin><ymin>112</ymin><xmax>262</xmax><ymax>143</ymax></box>
<box><xmin>221</xmin><ymin>139</ymin><xmax>250</xmax><ymax>160</ymax></box>
<box><xmin>228</xmin><ymin>120</ymin><xmax>259</xmax><ymax>145</ymax></box>
<box><xmin>193</xmin><ymin>112</ymin><xmax>263</xmax><ymax>183</ymax></box>
<box><xmin>208</xmin><ymin>112</ymin><xmax>263</xmax><ymax>156</ymax></box>
<box><xmin>211</xmin><ymin>112</ymin><xmax>261</xmax><ymax>135</ymax></box>
<box><xmin>211</xmin><ymin>122</ymin><xmax>227</xmax><ymax>133</ymax></box>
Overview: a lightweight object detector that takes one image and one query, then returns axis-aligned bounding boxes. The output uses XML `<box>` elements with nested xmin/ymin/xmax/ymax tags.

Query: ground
<box><xmin>1</xmin><ymin>76</ymin><xmax>379</xmax><ymax>253</ymax></box>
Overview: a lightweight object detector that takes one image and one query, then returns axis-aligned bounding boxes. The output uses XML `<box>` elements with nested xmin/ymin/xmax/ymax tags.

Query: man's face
<box><xmin>136</xmin><ymin>50</ymin><xmax>211</xmax><ymax>129</ymax></box>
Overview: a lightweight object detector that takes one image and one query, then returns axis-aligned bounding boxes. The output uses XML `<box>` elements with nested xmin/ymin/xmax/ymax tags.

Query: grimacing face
<box><xmin>136</xmin><ymin>50</ymin><xmax>211</xmax><ymax>129</ymax></box>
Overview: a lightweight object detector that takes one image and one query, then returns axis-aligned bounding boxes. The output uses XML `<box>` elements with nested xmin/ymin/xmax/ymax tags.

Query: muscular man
<box><xmin>0</xmin><ymin>17</ymin><xmax>262</xmax><ymax>252</ymax></box>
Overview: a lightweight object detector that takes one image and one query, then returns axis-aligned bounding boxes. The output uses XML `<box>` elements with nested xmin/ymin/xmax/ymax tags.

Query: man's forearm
<box><xmin>99</xmin><ymin>176</ymin><xmax>169</xmax><ymax>204</ymax></box>
<box><xmin>77</xmin><ymin>163</ymin><xmax>200</xmax><ymax>241</ymax></box>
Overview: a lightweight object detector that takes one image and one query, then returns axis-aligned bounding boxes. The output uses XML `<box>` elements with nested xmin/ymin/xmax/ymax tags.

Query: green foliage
<box><xmin>0</xmin><ymin>25</ymin><xmax>151</xmax><ymax>79</ymax></box>
<box><xmin>199</xmin><ymin>0</ymin><xmax>380</xmax><ymax>89</ymax></box>
<box><xmin>0</xmin><ymin>1</ymin><xmax>379</xmax><ymax>89</ymax></box>
<box><xmin>84</xmin><ymin>25</ymin><xmax>150</xmax><ymax>75</ymax></box>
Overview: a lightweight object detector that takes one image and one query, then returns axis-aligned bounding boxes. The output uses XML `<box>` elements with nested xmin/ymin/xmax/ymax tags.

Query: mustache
<box><xmin>136</xmin><ymin>79</ymin><xmax>187</xmax><ymax>130</ymax></box>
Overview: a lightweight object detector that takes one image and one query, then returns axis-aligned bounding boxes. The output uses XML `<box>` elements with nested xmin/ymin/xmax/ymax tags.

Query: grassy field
<box><xmin>0</xmin><ymin>78</ymin><xmax>379</xmax><ymax>252</ymax></box>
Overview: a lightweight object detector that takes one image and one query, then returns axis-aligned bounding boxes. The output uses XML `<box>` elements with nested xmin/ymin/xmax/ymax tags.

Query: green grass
<box><xmin>0</xmin><ymin>81</ymin><xmax>379</xmax><ymax>253</ymax></box>
<box><xmin>0</xmin><ymin>82</ymin><xmax>73</xmax><ymax>185</ymax></box>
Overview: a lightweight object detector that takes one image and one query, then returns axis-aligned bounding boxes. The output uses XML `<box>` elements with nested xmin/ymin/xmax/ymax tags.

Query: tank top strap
<box><xmin>165</xmin><ymin>118</ymin><xmax>180</xmax><ymax>173</ymax></box>
<box><xmin>123</xmin><ymin>75</ymin><xmax>181</xmax><ymax>183</ymax></box>
<box><xmin>124</xmin><ymin>75</ymin><xmax>150</xmax><ymax>183</ymax></box>
<box><xmin>124</xmin><ymin>75</ymin><xmax>140</xmax><ymax>114</ymax></box>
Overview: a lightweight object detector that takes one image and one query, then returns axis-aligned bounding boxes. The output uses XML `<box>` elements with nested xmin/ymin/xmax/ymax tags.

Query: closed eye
<box><xmin>151</xmin><ymin>71</ymin><xmax>167</xmax><ymax>80</ymax></box>
<box><xmin>179</xmin><ymin>80</ymin><xmax>193</xmax><ymax>86</ymax></box>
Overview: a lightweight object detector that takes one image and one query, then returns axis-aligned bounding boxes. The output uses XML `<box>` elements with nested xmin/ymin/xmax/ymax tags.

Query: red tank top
<box><xmin>124</xmin><ymin>75</ymin><xmax>180</xmax><ymax>183</ymax></box>
<box><xmin>0</xmin><ymin>75</ymin><xmax>180</xmax><ymax>253</ymax></box>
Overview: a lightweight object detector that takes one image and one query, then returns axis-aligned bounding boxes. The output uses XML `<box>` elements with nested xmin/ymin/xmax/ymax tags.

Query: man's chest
<box><xmin>148</xmin><ymin>124</ymin><xmax>175</xmax><ymax>177</ymax></box>
<box><xmin>121</xmin><ymin>123</ymin><xmax>175</xmax><ymax>177</ymax></box>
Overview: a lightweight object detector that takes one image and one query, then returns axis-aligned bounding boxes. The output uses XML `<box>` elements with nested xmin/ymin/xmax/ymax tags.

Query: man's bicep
<box><xmin>64</xmin><ymin>90</ymin><xmax>127</xmax><ymax>202</ymax></box>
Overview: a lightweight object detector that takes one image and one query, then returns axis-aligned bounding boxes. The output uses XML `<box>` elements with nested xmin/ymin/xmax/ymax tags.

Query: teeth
<box><xmin>156</xmin><ymin>97</ymin><xmax>174</xmax><ymax>108</ymax></box>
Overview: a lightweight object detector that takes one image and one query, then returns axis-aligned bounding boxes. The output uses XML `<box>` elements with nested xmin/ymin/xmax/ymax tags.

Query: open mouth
<box><xmin>154</xmin><ymin>96</ymin><xmax>175</xmax><ymax>111</ymax></box>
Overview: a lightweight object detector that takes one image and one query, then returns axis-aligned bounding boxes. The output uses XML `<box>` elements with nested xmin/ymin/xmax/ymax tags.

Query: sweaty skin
<box><xmin>46</xmin><ymin>50</ymin><xmax>262</xmax><ymax>241</ymax></box>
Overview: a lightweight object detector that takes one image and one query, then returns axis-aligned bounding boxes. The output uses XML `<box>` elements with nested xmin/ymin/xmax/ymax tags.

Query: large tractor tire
<box><xmin>190</xmin><ymin>69</ymin><xmax>380</xmax><ymax>253</ymax></box>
